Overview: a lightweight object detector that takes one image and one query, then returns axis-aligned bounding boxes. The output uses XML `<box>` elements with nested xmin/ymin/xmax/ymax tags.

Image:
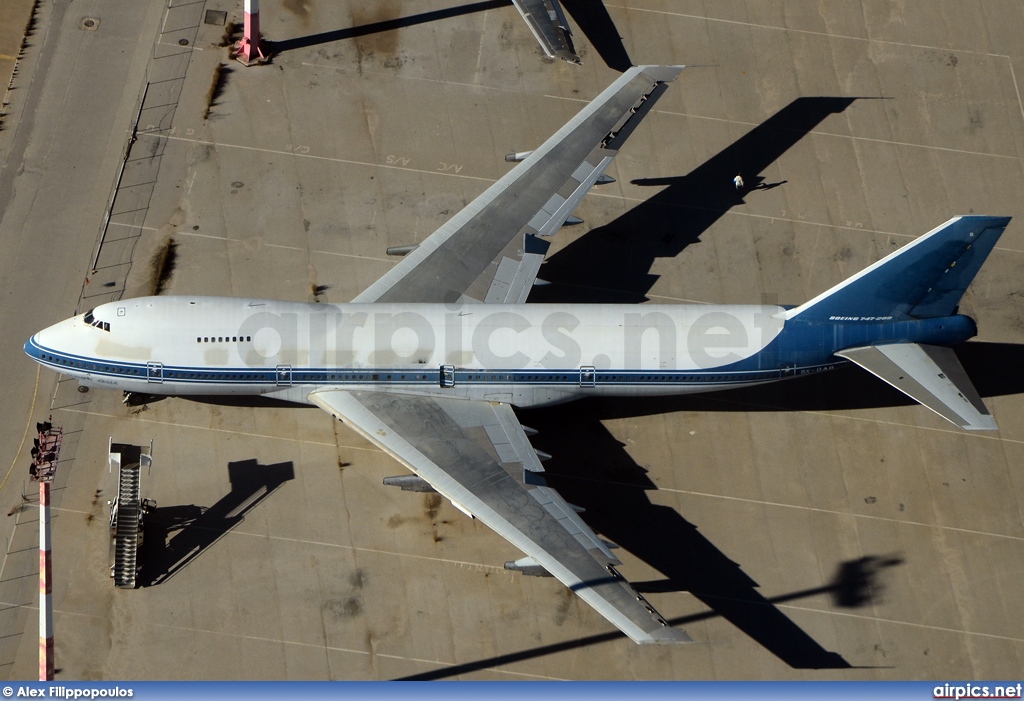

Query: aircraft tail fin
<box><xmin>836</xmin><ymin>344</ymin><xmax>996</xmax><ymax>430</ymax></box>
<box><xmin>785</xmin><ymin>216</ymin><xmax>1011</xmax><ymax>322</ymax></box>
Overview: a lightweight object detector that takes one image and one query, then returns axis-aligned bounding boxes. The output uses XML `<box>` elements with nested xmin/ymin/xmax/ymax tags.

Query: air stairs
<box><xmin>108</xmin><ymin>441</ymin><xmax>154</xmax><ymax>588</ymax></box>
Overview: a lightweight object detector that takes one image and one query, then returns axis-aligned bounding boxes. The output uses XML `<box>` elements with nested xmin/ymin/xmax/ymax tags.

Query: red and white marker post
<box><xmin>235</xmin><ymin>0</ymin><xmax>270</xmax><ymax>65</ymax></box>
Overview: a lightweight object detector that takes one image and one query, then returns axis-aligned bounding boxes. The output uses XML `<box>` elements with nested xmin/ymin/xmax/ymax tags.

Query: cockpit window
<box><xmin>83</xmin><ymin>309</ymin><xmax>111</xmax><ymax>332</ymax></box>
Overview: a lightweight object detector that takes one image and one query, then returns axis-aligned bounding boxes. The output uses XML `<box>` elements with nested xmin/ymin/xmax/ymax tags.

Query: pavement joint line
<box><xmin>807</xmin><ymin>407</ymin><xmax>1024</xmax><ymax>445</ymax></box>
<box><xmin>107</xmin><ymin>221</ymin><xmax>158</xmax><ymax>231</ymax></box>
<box><xmin>1008</xmin><ymin>61</ymin><xmax>1024</xmax><ymax>128</ymax></box>
<box><xmin>55</xmin><ymin>407</ymin><xmax>383</xmax><ymax>452</ymax></box>
<box><xmin>773</xmin><ymin>601</ymin><xmax>1024</xmax><ymax>645</ymax></box>
<box><xmin>606</xmin><ymin>5</ymin><xmax>1011</xmax><ymax>59</ymax></box>
<box><xmin>694</xmin><ymin>393</ymin><xmax>1024</xmax><ymax>444</ymax></box>
<box><xmin>585</xmin><ymin>194</ymin><xmax>1024</xmax><ymax>255</ymax></box>
<box><xmin>0</xmin><ymin>365</ymin><xmax>40</xmax><ymax>495</ymax></box>
<box><xmin>174</xmin><ymin>230</ymin><xmax>393</xmax><ymax>264</ymax></box>
<box><xmin>655</xmin><ymin>109</ymin><xmax>1021</xmax><ymax>161</ymax></box>
<box><xmin>137</xmin><ymin>135</ymin><xmax>1024</xmax><ymax>257</ymax></box>
<box><xmin>190</xmin><ymin>525</ymin><xmax>511</xmax><ymax>574</ymax></box>
<box><xmin>137</xmin><ymin>131</ymin><xmax>497</xmax><ymax>183</ymax></box>
<box><xmin>0</xmin><ymin>603</ymin><xmax>563</xmax><ymax>680</ymax></box>
<box><xmin>638</xmin><ymin>480</ymin><xmax>1024</xmax><ymax>543</ymax></box>
<box><xmin>299</xmin><ymin>60</ymin><xmax>1016</xmax><ymax>162</ymax></box>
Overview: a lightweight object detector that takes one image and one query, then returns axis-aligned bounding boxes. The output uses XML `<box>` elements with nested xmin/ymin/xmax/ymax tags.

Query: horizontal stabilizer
<box><xmin>836</xmin><ymin>344</ymin><xmax>996</xmax><ymax>430</ymax></box>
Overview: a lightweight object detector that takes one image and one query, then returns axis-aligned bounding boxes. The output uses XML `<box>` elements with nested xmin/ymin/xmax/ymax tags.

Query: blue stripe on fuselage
<box><xmin>24</xmin><ymin>314</ymin><xmax>976</xmax><ymax>390</ymax></box>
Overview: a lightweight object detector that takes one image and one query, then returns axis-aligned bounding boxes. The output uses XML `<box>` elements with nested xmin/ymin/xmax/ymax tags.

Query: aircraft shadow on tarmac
<box><xmin>137</xmin><ymin>459</ymin><xmax>294</xmax><ymax>587</ymax></box>
<box><xmin>396</xmin><ymin>554</ymin><xmax>900</xmax><ymax>679</ymax></box>
<box><xmin>530</xmin><ymin>96</ymin><xmax>860</xmax><ymax>304</ymax></box>
<box><xmin>270</xmin><ymin>0</ymin><xmax>632</xmax><ymax>72</ymax></box>
<box><xmin>560</xmin><ymin>0</ymin><xmax>633</xmax><ymax>72</ymax></box>
<box><xmin>391</xmin><ymin>393</ymin><xmax>912</xmax><ymax>677</ymax></box>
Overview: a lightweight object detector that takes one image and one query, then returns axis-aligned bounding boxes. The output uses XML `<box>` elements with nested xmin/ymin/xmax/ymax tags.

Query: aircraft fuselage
<box><xmin>25</xmin><ymin>296</ymin><xmax>977</xmax><ymax>407</ymax></box>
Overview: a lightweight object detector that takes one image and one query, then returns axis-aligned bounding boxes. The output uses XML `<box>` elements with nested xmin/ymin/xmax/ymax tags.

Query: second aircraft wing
<box><xmin>309</xmin><ymin>389</ymin><xmax>691</xmax><ymax>644</ymax></box>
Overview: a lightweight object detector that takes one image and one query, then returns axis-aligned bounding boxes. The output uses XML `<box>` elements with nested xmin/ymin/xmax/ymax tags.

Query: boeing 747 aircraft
<box><xmin>25</xmin><ymin>66</ymin><xmax>1008</xmax><ymax>644</ymax></box>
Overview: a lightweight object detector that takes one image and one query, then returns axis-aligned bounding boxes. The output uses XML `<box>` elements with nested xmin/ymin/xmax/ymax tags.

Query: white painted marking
<box><xmin>0</xmin><ymin>603</ymin><xmax>564</xmax><ymax>679</ymax></box>
<box><xmin>55</xmin><ymin>407</ymin><xmax>380</xmax><ymax>451</ymax></box>
<box><xmin>174</xmin><ymin>230</ymin><xmax>393</xmax><ymax>264</ymax></box>
<box><xmin>107</xmin><ymin>222</ymin><xmax>158</xmax><ymax>232</ymax></box>
<box><xmin>137</xmin><ymin>132</ymin><xmax>494</xmax><ymax>184</ymax></box>
<box><xmin>605</xmin><ymin>5</ymin><xmax>1009</xmax><ymax>58</ymax></box>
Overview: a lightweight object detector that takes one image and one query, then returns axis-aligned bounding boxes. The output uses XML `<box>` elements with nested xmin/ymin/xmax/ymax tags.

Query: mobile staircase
<box><xmin>108</xmin><ymin>441</ymin><xmax>154</xmax><ymax>588</ymax></box>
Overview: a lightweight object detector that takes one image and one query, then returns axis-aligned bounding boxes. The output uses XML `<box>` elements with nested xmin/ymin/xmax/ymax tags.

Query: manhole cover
<box><xmin>79</xmin><ymin>17</ymin><xmax>99</xmax><ymax>31</ymax></box>
<box><xmin>178</xmin><ymin>38</ymin><xmax>190</xmax><ymax>46</ymax></box>
<box><xmin>204</xmin><ymin>10</ymin><xmax>227</xmax><ymax>26</ymax></box>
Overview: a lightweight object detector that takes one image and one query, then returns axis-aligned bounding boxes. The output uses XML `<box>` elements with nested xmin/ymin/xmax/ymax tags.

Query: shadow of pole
<box><xmin>272</xmin><ymin>0</ymin><xmax>510</xmax><ymax>54</ymax></box>
<box><xmin>396</xmin><ymin>555</ymin><xmax>902</xmax><ymax>680</ymax></box>
<box><xmin>138</xmin><ymin>459</ymin><xmax>294</xmax><ymax>586</ymax></box>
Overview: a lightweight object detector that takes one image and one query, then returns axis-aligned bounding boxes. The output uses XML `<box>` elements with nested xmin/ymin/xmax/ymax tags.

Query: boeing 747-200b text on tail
<box><xmin>26</xmin><ymin>66</ymin><xmax>1010</xmax><ymax>644</ymax></box>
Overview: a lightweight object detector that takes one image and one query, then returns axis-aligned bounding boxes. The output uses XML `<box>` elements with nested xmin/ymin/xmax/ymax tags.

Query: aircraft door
<box><xmin>440</xmin><ymin>365</ymin><xmax>455</xmax><ymax>388</ymax></box>
<box><xmin>579</xmin><ymin>365</ymin><xmax>596</xmax><ymax>387</ymax></box>
<box><xmin>146</xmin><ymin>362</ymin><xmax>163</xmax><ymax>384</ymax></box>
<box><xmin>276</xmin><ymin>364</ymin><xmax>292</xmax><ymax>386</ymax></box>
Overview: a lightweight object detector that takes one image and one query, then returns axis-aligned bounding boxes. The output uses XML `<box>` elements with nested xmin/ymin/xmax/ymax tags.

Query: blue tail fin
<box><xmin>785</xmin><ymin>215</ymin><xmax>1011</xmax><ymax>322</ymax></box>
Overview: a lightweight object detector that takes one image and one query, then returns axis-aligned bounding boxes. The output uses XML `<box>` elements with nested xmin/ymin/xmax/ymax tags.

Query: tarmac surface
<box><xmin>0</xmin><ymin>0</ymin><xmax>1023</xmax><ymax>681</ymax></box>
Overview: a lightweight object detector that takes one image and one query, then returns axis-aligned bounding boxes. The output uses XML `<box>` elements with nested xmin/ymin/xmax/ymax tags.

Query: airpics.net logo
<box><xmin>934</xmin><ymin>683</ymin><xmax>1023</xmax><ymax>699</ymax></box>
<box><xmin>224</xmin><ymin>307</ymin><xmax>786</xmax><ymax>371</ymax></box>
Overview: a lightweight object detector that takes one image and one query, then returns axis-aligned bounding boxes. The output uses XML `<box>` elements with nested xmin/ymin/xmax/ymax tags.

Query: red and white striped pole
<box><xmin>237</xmin><ymin>0</ymin><xmax>268</xmax><ymax>64</ymax></box>
<box><xmin>39</xmin><ymin>480</ymin><xmax>54</xmax><ymax>681</ymax></box>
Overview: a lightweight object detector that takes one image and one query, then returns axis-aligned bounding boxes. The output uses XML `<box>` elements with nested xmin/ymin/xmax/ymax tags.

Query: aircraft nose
<box><xmin>25</xmin><ymin>332</ymin><xmax>46</xmax><ymax>363</ymax></box>
<box><xmin>27</xmin><ymin>320</ymin><xmax>69</xmax><ymax>360</ymax></box>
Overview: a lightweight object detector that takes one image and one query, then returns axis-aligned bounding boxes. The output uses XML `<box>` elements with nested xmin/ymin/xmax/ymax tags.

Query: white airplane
<box><xmin>26</xmin><ymin>66</ymin><xmax>1009</xmax><ymax>644</ymax></box>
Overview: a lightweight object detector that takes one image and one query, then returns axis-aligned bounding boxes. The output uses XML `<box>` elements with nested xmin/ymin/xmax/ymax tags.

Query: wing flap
<box><xmin>836</xmin><ymin>343</ymin><xmax>996</xmax><ymax>430</ymax></box>
<box><xmin>310</xmin><ymin>389</ymin><xmax>691</xmax><ymax>644</ymax></box>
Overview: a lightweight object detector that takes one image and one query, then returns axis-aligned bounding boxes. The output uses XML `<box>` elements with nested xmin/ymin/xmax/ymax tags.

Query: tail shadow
<box><xmin>138</xmin><ymin>459</ymin><xmax>294</xmax><ymax>586</ymax></box>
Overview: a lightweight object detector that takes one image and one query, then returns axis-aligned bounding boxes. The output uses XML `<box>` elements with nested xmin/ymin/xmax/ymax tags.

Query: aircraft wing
<box><xmin>510</xmin><ymin>0</ymin><xmax>579</xmax><ymax>64</ymax></box>
<box><xmin>352</xmin><ymin>65</ymin><xmax>684</xmax><ymax>305</ymax></box>
<box><xmin>309</xmin><ymin>389</ymin><xmax>692</xmax><ymax>644</ymax></box>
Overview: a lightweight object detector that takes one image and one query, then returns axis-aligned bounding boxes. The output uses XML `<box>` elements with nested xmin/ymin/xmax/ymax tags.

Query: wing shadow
<box><xmin>531</xmin><ymin>96</ymin><xmax>858</xmax><ymax>303</ymax></box>
<box><xmin>138</xmin><ymin>459</ymin><xmax>294</xmax><ymax>586</ymax></box>
<box><xmin>518</xmin><ymin>408</ymin><xmax>854</xmax><ymax>669</ymax></box>
<box><xmin>396</xmin><ymin>551</ymin><xmax>898</xmax><ymax>679</ymax></box>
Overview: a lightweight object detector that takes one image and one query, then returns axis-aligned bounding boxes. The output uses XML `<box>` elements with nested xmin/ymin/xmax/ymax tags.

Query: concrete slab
<box><xmin>0</xmin><ymin>0</ymin><xmax>1022</xmax><ymax>681</ymax></box>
